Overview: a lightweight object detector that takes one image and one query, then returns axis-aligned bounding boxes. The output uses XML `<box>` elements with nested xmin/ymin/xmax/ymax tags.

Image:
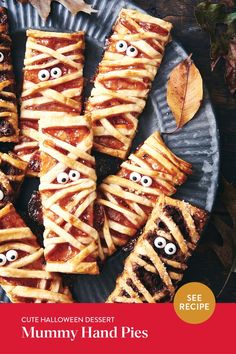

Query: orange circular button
<box><xmin>173</xmin><ymin>282</ymin><xmax>216</xmax><ymax>324</ymax></box>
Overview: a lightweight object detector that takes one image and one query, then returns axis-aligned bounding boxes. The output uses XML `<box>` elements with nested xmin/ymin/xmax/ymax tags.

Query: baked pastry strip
<box><xmin>96</xmin><ymin>131</ymin><xmax>192</xmax><ymax>260</ymax></box>
<box><xmin>0</xmin><ymin>7</ymin><xmax>19</xmax><ymax>142</ymax></box>
<box><xmin>0</xmin><ymin>152</ymin><xmax>28</xmax><ymax>208</ymax></box>
<box><xmin>39</xmin><ymin>114</ymin><xmax>99</xmax><ymax>274</ymax></box>
<box><xmin>86</xmin><ymin>8</ymin><xmax>172</xmax><ymax>159</ymax></box>
<box><xmin>14</xmin><ymin>29</ymin><xmax>85</xmax><ymax>176</ymax></box>
<box><xmin>0</xmin><ymin>203</ymin><xmax>73</xmax><ymax>303</ymax></box>
<box><xmin>107</xmin><ymin>195</ymin><xmax>208</xmax><ymax>303</ymax></box>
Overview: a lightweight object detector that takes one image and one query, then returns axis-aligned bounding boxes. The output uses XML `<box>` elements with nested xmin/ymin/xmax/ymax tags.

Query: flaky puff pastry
<box><xmin>95</xmin><ymin>131</ymin><xmax>192</xmax><ymax>260</ymax></box>
<box><xmin>0</xmin><ymin>7</ymin><xmax>19</xmax><ymax>142</ymax></box>
<box><xmin>14</xmin><ymin>29</ymin><xmax>85</xmax><ymax>176</ymax></box>
<box><xmin>0</xmin><ymin>203</ymin><xmax>73</xmax><ymax>303</ymax></box>
<box><xmin>107</xmin><ymin>195</ymin><xmax>208</xmax><ymax>303</ymax></box>
<box><xmin>39</xmin><ymin>114</ymin><xmax>99</xmax><ymax>274</ymax></box>
<box><xmin>86</xmin><ymin>9</ymin><xmax>172</xmax><ymax>159</ymax></box>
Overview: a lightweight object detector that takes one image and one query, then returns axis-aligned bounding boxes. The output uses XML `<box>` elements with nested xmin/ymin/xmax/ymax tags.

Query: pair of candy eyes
<box><xmin>154</xmin><ymin>236</ymin><xmax>177</xmax><ymax>255</ymax></box>
<box><xmin>38</xmin><ymin>67</ymin><xmax>62</xmax><ymax>81</ymax></box>
<box><xmin>57</xmin><ymin>170</ymin><xmax>80</xmax><ymax>184</ymax></box>
<box><xmin>116</xmin><ymin>41</ymin><xmax>138</xmax><ymax>57</ymax></box>
<box><xmin>0</xmin><ymin>250</ymin><xmax>18</xmax><ymax>266</ymax></box>
<box><xmin>129</xmin><ymin>172</ymin><xmax>152</xmax><ymax>187</ymax></box>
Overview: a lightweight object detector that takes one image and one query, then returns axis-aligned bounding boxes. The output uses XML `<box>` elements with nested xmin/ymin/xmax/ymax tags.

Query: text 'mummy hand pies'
<box><xmin>39</xmin><ymin>114</ymin><xmax>99</xmax><ymax>275</ymax></box>
<box><xmin>86</xmin><ymin>9</ymin><xmax>172</xmax><ymax>159</ymax></box>
<box><xmin>95</xmin><ymin>131</ymin><xmax>192</xmax><ymax>261</ymax></box>
<box><xmin>14</xmin><ymin>29</ymin><xmax>85</xmax><ymax>176</ymax></box>
<box><xmin>107</xmin><ymin>195</ymin><xmax>208</xmax><ymax>303</ymax></box>
<box><xmin>0</xmin><ymin>7</ymin><xmax>19</xmax><ymax>142</ymax></box>
<box><xmin>0</xmin><ymin>203</ymin><xmax>73</xmax><ymax>303</ymax></box>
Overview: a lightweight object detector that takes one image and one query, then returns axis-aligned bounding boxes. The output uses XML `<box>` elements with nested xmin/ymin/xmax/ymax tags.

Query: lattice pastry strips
<box><xmin>0</xmin><ymin>152</ymin><xmax>28</xmax><ymax>208</ymax></box>
<box><xmin>0</xmin><ymin>203</ymin><xmax>73</xmax><ymax>303</ymax></box>
<box><xmin>14</xmin><ymin>29</ymin><xmax>85</xmax><ymax>176</ymax></box>
<box><xmin>107</xmin><ymin>195</ymin><xmax>208</xmax><ymax>303</ymax></box>
<box><xmin>0</xmin><ymin>7</ymin><xmax>19</xmax><ymax>142</ymax></box>
<box><xmin>39</xmin><ymin>114</ymin><xmax>99</xmax><ymax>274</ymax></box>
<box><xmin>95</xmin><ymin>131</ymin><xmax>192</xmax><ymax>260</ymax></box>
<box><xmin>86</xmin><ymin>9</ymin><xmax>172</xmax><ymax>159</ymax></box>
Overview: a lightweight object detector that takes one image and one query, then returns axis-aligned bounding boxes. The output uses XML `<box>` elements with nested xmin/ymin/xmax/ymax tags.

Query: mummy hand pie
<box><xmin>14</xmin><ymin>29</ymin><xmax>85</xmax><ymax>176</ymax></box>
<box><xmin>0</xmin><ymin>152</ymin><xmax>28</xmax><ymax>208</ymax></box>
<box><xmin>107</xmin><ymin>195</ymin><xmax>208</xmax><ymax>303</ymax></box>
<box><xmin>0</xmin><ymin>7</ymin><xmax>19</xmax><ymax>142</ymax></box>
<box><xmin>86</xmin><ymin>9</ymin><xmax>172</xmax><ymax>159</ymax></box>
<box><xmin>39</xmin><ymin>114</ymin><xmax>99</xmax><ymax>274</ymax></box>
<box><xmin>0</xmin><ymin>203</ymin><xmax>73</xmax><ymax>303</ymax></box>
<box><xmin>95</xmin><ymin>131</ymin><xmax>192</xmax><ymax>260</ymax></box>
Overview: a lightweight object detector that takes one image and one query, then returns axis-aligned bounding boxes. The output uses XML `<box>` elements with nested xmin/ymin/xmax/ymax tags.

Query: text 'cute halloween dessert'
<box><xmin>107</xmin><ymin>195</ymin><xmax>208</xmax><ymax>303</ymax></box>
<box><xmin>0</xmin><ymin>7</ymin><xmax>19</xmax><ymax>142</ymax></box>
<box><xmin>95</xmin><ymin>131</ymin><xmax>192</xmax><ymax>261</ymax></box>
<box><xmin>0</xmin><ymin>203</ymin><xmax>73</xmax><ymax>303</ymax></box>
<box><xmin>39</xmin><ymin>114</ymin><xmax>99</xmax><ymax>274</ymax></box>
<box><xmin>86</xmin><ymin>9</ymin><xmax>172</xmax><ymax>159</ymax></box>
<box><xmin>14</xmin><ymin>29</ymin><xmax>85</xmax><ymax>176</ymax></box>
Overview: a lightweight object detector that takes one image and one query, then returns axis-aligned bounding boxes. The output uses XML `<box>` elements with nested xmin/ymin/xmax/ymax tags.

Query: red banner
<box><xmin>0</xmin><ymin>303</ymin><xmax>234</xmax><ymax>353</ymax></box>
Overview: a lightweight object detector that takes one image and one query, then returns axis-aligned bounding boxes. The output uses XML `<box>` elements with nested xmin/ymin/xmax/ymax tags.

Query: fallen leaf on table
<box><xmin>210</xmin><ymin>215</ymin><xmax>235</xmax><ymax>270</ymax></box>
<box><xmin>210</xmin><ymin>177</ymin><xmax>236</xmax><ymax>296</ymax></box>
<box><xmin>221</xmin><ymin>177</ymin><xmax>236</xmax><ymax>227</ymax></box>
<box><xmin>17</xmin><ymin>0</ymin><xmax>96</xmax><ymax>20</ymax></box>
<box><xmin>225</xmin><ymin>36</ymin><xmax>236</xmax><ymax>94</ymax></box>
<box><xmin>221</xmin><ymin>0</ymin><xmax>236</xmax><ymax>8</ymax></box>
<box><xmin>195</xmin><ymin>1</ymin><xmax>236</xmax><ymax>93</ymax></box>
<box><xmin>166</xmin><ymin>55</ymin><xmax>203</xmax><ymax>130</ymax></box>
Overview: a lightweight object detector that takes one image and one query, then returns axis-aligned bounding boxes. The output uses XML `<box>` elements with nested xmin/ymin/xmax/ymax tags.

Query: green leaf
<box><xmin>195</xmin><ymin>2</ymin><xmax>226</xmax><ymax>33</ymax></box>
<box><xmin>195</xmin><ymin>1</ymin><xmax>236</xmax><ymax>92</ymax></box>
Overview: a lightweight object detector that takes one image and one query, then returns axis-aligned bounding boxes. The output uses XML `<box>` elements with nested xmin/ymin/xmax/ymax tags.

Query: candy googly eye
<box><xmin>0</xmin><ymin>254</ymin><xmax>6</xmax><ymax>266</ymax></box>
<box><xmin>50</xmin><ymin>67</ymin><xmax>62</xmax><ymax>79</ymax></box>
<box><xmin>0</xmin><ymin>52</ymin><xmax>4</xmax><ymax>63</ymax></box>
<box><xmin>141</xmin><ymin>176</ymin><xmax>152</xmax><ymax>187</ymax></box>
<box><xmin>6</xmin><ymin>250</ymin><xmax>18</xmax><ymax>262</ymax></box>
<box><xmin>116</xmin><ymin>40</ymin><xmax>128</xmax><ymax>53</ymax></box>
<box><xmin>164</xmin><ymin>243</ymin><xmax>177</xmax><ymax>255</ymax></box>
<box><xmin>126</xmin><ymin>46</ymin><xmax>138</xmax><ymax>57</ymax></box>
<box><xmin>130</xmin><ymin>171</ymin><xmax>141</xmax><ymax>183</ymax></box>
<box><xmin>69</xmin><ymin>170</ymin><xmax>80</xmax><ymax>181</ymax></box>
<box><xmin>57</xmin><ymin>172</ymin><xmax>69</xmax><ymax>184</ymax></box>
<box><xmin>38</xmin><ymin>69</ymin><xmax>50</xmax><ymax>81</ymax></box>
<box><xmin>0</xmin><ymin>190</ymin><xmax>4</xmax><ymax>201</ymax></box>
<box><xmin>154</xmin><ymin>236</ymin><xmax>167</xmax><ymax>249</ymax></box>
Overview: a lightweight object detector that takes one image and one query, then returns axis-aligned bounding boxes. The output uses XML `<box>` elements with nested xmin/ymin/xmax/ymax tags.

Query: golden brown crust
<box><xmin>0</xmin><ymin>7</ymin><xmax>19</xmax><ymax>142</ymax></box>
<box><xmin>39</xmin><ymin>114</ymin><xmax>99</xmax><ymax>274</ymax></box>
<box><xmin>0</xmin><ymin>203</ymin><xmax>73</xmax><ymax>303</ymax></box>
<box><xmin>95</xmin><ymin>131</ymin><xmax>192</xmax><ymax>260</ymax></box>
<box><xmin>14</xmin><ymin>29</ymin><xmax>85</xmax><ymax>176</ymax></box>
<box><xmin>86</xmin><ymin>8</ymin><xmax>172</xmax><ymax>159</ymax></box>
<box><xmin>107</xmin><ymin>195</ymin><xmax>208</xmax><ymax>303</ymax></box>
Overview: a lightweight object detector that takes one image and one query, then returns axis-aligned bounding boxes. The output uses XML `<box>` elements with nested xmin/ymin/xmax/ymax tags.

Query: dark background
<box><xmin>132</xmin><ymin>0</ymin><xmax>236</xmax><ymax>301</ymax></box>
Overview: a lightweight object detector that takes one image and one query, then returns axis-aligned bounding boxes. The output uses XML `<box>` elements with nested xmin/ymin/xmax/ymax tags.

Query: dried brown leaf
<box><xmin>17</xmin><ymin>0</ymin><xmax>96</xmax><ymax>20</ymax></box>
<box><xmin>211</xmin><ymin>215</ymin><xmax>234</xmax><ymax>269</ymax></box>
<box><xmin>225</xmin><ymin>36</ymin><xmax>236</xmax><ymax>95</ymax></box>
<box><xmin>221</xmin><ymin>177</ymin><xmax>236</xmax><ymax>229</ymax></box>
<box><xmin>209</xmin><ymin>177</ymin><xmax>236</xmax><ymax>296</ymax></box>
<box><xmin>167</xmin><ymin>55</ymin><xmax>203</xmax><ymax>130</ymax></box>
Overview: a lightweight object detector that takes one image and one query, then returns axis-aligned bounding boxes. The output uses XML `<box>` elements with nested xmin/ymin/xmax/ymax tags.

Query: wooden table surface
<box><xmin>134</xmin><ymin>0</ymin><xmax>236</xmax><ymax>301</ymax></box>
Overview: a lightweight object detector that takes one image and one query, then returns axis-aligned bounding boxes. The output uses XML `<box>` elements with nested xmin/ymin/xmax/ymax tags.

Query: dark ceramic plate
<box><xmin>0</xmin><ymin>0</ymin><xmax>220</xmax><ymax>303</ymax></box>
